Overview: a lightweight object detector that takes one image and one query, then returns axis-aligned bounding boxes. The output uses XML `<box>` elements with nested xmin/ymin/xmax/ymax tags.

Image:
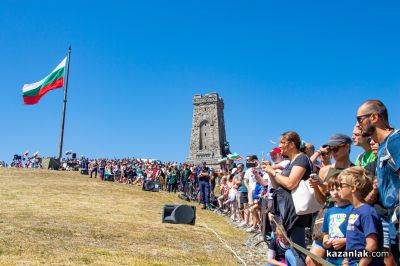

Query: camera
<box><xmin>246</xmin><ymin>162</ymin><xmax>256</xmax><ymax>168</ymax></box>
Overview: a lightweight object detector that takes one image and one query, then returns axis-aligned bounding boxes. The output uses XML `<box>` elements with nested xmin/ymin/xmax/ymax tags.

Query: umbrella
<box><xmin>227</xmin><ymin>153</ymin><xmax>242</xmax><ymax>161</ymax></box>
<box><xmin>65</xmin><ymin>150</ymin><xmax>72</xmax><ymax>155</ymax></box>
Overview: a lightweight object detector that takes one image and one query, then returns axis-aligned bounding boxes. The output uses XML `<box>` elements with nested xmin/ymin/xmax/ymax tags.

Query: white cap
<box><xmin>231</xmin><ymin>168</ymin><xmax>238</xmax><ymax>175</ymax></box>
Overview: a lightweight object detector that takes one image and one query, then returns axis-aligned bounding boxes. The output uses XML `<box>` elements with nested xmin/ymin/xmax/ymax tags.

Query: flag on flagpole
<box><xmin>22</xmin><ymin>57</ymin><xmax>67</xmax><ymax>105</ymax></box>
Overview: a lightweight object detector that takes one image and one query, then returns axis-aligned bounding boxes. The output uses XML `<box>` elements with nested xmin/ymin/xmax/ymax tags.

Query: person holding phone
<box><xmin>244</xmin><ymin>155</ymin><xmax>260</xmax><ymax>206</ymax></box>
<box><xmin>258</xmin><ymin>131</ymin><xmax>313</xmax><ymax>266</ymax></box>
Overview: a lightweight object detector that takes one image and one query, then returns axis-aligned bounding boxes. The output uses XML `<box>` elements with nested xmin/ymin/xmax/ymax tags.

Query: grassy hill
<box><xmin>0</xmin><ymin>168</ymin><xmax>249</xmax><ymax>266</ymax></box>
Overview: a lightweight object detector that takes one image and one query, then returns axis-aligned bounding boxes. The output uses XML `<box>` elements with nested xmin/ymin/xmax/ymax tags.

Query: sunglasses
<box><xmin>356</xmin><ymin>113</ymin><xmax>373</xmax><ymax>124</ymax></box>
<box><xmin>329</xmin><ymin>143</ymin><xmax>347</xmax><ymax>152</ymax></box>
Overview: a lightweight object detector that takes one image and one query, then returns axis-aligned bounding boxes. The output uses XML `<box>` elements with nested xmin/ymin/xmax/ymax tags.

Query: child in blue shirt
<box><xmin>339</xmin><ymin>166</ymin><xmax>384</xmax><ymax>266</ymax></box>
<box><xmin>322</xmin><ymin>174</ymin><xmax>352</xmax><ymax>266</ymax></box>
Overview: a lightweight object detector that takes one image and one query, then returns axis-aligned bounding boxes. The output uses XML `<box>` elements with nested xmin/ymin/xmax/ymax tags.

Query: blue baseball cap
<box><xmin>323</xmin><ymin>134</ymin><xmax>352</xmax><ymax>147</ymax></box>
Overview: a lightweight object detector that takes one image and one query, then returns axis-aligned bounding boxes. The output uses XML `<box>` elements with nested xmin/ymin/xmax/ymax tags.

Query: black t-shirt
<box><xmin>281</xmin><ymin>153</ymin><xmax>312</xmax><ymax>192</ymax></box>
<box><xmin>198</xmin><ymin>167</ymin><xmax>210</xmax><ymax>182</ymax></box>
<box><xmin>365</xmin><ymin>160</ymin><xmax>377</xmax><ymax>176</ymax></box>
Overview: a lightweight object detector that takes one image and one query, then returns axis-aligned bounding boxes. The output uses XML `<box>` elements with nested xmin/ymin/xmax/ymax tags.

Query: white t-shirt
<box><xmin>244</xmin><ymin>168</ymin><xmax>263</xmax><ymax>190</ymax></box>
<box><xmin>276</xmin><ymin>159</ymin><xmax>290</xmax><ymax>173</ymax></box>
<box><xmin>267</xmin><ymin>159</ymin><xmax>291</xmax><ymax>200</ymax></box>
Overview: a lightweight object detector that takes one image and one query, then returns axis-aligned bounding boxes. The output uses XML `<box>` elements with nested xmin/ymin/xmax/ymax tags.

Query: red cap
<box><xmin>269</xmin><ymin>148</ymin><xmax>281</xmax><ymax>156</ymax></box>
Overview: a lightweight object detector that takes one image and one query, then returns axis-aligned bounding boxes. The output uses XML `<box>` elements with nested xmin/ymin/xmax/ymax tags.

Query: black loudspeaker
<box><xmin>162</xmin><ymin>205</ymin><xmax>196</xmax><ymax>225</ymax></box>
<box><xmin>142</xmin><ymin>180</ymin><xmax>160</xmax><ymax>192</ymax></box>
<box><xmin>72</xmin><ymin>153</ymin><xmax>76</xmax><ymax>159</ymax></box>
<box><xmin>104</xmin><ymin>174</ymin><xmax>114</xmax><ymax>181</ymax></box>
<box><xmin>80</xmin><ymin>169</ymin><xmax>88</xmax><ymax>175</ymax></box>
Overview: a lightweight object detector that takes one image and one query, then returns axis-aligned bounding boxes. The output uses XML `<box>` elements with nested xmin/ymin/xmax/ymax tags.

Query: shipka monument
<box><xmin>187</xmin><ymin>93</ymin><xmax>229</xmax><ymax>166</ymax></box>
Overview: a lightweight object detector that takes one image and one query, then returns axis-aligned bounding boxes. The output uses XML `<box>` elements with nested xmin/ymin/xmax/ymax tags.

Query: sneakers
<box><xmin>238</xmin><ymin>221</ymin><xmax>249</xmax><ymax>228</ymax></box>
<box><xmin>246</xmin><ymin>227</ymin><xmax>258</xmax><ymax>233</ymax></box>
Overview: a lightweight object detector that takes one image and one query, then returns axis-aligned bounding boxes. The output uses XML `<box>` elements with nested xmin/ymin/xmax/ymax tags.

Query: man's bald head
<box><xmin>358</xmin><ymin>100</ymin><xmax>390</xmax><ymax>128</ymax></box>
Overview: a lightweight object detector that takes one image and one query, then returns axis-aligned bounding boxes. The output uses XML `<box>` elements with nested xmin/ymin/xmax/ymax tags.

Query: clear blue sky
<box><xmin>1</xmin><ymin>1</ymin><xmax>399</xmax><ymax>163</ymax></box>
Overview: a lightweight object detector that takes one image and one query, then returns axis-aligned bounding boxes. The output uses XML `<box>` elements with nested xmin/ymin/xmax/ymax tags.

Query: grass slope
<box><xmin>0</xmin><ymin>169</ymin><xmax>248</xmax><ymax>266</ymax></box>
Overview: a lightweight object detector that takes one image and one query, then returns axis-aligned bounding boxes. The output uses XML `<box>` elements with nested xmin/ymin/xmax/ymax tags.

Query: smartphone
<box><xmin>246</xmin><ymin>162</ymin><xmax>256</xmax><ymax>168</ymax></box>
<box><xmin>310</xmin><ymin>173</ymin><xmax>323</xmax><ymax>183</ymax></box>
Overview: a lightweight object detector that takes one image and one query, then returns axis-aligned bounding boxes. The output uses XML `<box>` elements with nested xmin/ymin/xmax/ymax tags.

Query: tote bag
<box><xmin>291</xmin><ymin>179</ymin><xmax>323</xmax><ymax>215</ymax></box>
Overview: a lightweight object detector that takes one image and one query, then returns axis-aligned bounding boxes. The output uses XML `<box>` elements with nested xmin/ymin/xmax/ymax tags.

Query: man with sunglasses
<box><xmin>357</xmin><ymin>100</ymin><xmax>400</xmax><ymax>264</ymax></box>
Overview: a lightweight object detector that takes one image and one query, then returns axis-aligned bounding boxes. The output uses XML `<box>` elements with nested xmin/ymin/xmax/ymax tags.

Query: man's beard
<box><xmin>361</xmin><ymin>121</ymin><xmax>376</xmax><ymax>138</ymax></box>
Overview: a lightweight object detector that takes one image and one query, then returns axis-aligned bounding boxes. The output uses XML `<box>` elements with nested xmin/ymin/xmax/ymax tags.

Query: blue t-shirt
<box><xmin>346</xmin><ymin>204</ymin><xmax>384</xmax><ymax>266</ymax></box>
<box><xmin>377</xmin><ymin>130</ymin><xmax>400</xmax><ymax>209</ymax></box>
<box><xmin>322</xmin><ymin>204</ymin><xmax>352</xmax><ymax>265</ymax></box>
<box><xmin>240</xmin><ymin>169</ymin><xmax>248</xmax><ymax>193</ymax></box>
<box><xmin>253</xmin><ymin>183</ymin><xmax>263</xmax><ymax>200</ymax></box>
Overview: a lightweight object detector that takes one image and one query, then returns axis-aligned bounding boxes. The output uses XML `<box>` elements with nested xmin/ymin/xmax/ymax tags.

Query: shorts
<box><xmin>238</xmin><ymin>191</ymin><xmax>248</xmax><ymax>209</ymax></box>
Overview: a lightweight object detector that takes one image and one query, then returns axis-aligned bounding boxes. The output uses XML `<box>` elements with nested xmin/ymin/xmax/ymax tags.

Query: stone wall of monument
<box><xmin>187</xmin><ymin>92</ymin><xmax>227</xmax><ymax>166</ymax></box>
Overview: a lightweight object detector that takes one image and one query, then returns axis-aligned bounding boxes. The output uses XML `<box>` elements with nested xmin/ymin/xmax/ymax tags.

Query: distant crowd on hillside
<box><xmin>8</xmin><ymin>155</ymin><xmax>42</xmax><ymax>168</ymax></box>
<box><xmin>5</xmin><ymin>99</ymin><xmax>400</xmax><ymax>266</ymax></box>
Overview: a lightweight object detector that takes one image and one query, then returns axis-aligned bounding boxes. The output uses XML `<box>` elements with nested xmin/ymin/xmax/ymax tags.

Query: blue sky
<box><xmin>1</xmin><ymin>1</ymin><xmax>399</xmax><ymax>163</ymax></box>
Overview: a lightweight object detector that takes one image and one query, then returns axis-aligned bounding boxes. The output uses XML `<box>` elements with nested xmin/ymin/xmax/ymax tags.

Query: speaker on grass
<box><xmin>104</xmin><ymin>174</ymin><xmax>114</xmax><ymax>181</ymax></box>
<box><xmin>80</xmin><ymin>169</ymin><xmax>88</xmax><ymax>175</ymax></box>
<box><xmin>142</xmin><ymin>180</ymin><xmax>160</xmax><ymax>192</ymax></box>
<box><xmin>162</xmin><ymin>204</ymin><xmax>196</xmax><ymax>225</ymax></box>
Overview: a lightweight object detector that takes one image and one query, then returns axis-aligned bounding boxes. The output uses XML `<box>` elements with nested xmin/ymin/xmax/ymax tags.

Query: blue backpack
<box><xmin>379</xmin><ymin>129</ymin><xmax>400</xmax><ymax>171</ymax></box>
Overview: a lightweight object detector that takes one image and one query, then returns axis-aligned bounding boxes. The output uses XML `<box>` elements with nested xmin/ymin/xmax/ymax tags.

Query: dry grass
<box><xmin>0</xmin><ymin>168</ymin><xmax>248</xmax><ymax>266</ymax></box>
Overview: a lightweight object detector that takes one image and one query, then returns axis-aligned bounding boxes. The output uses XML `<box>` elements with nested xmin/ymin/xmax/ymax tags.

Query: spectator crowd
<box><xmin>5</xmin><ymin>99</ymin><xmax>400</xmax><ymax>266</ymax></box>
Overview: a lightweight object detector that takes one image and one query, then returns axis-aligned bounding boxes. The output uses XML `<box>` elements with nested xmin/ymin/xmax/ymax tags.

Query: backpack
<box><xmin>379</xmin><ymin>129</ymin><xmax>400</xmax><ymax>171</ymax></box>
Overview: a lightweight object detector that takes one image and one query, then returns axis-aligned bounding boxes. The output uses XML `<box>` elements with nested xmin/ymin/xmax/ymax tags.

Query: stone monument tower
<box><xmin>187</xmin><ymin>92</ymin><xmax>229</xmax><ymax>166</ymax></box>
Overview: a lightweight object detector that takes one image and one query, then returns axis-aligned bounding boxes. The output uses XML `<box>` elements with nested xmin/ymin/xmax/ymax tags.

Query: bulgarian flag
<box><xmin>22</xmin><ymin>57</ymin><xmax>67</xmax><ymax>105</ymax></box>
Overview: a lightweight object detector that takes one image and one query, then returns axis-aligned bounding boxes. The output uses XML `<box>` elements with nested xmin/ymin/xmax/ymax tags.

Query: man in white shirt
<box><xmin>244</xmin><ymin>155</ymin><xmax>261</xmax><ymax>205</ymax></box>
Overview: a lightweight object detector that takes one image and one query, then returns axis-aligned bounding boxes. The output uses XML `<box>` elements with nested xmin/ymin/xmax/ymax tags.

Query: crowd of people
<box><xmin>244</xmin><ymin>99</ymin><xmax>399</xmax><ymax>266</ymax></box>
<box><xmin>4</xmin><ymin>99</ymin><xmax>400</xmax><ymax>265</ymax></box>
<box><xmin>9</xmin><ymin>155</ymin><xmax>42</xmax><ymax>168</ymax></box>
<box><xmin>189</xmin><ymin>99</ymin><xmax>398</xmax><ymax>266</ymax></box>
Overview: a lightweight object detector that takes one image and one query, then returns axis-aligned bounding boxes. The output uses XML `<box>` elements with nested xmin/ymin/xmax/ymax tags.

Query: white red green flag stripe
<box><xmin>228</xmin><ymin>153</ymin><xmax>242</xmax><ymax>161</ymax></box>
<box><xmin>218</xmin><ymin>158</ymin><xmax>227</xmax><ymax>164</ymax></box>
<box><xmin>22</xmin><ymin>57</ymin><xmax>67</xmax><ymax>105</ymax></box>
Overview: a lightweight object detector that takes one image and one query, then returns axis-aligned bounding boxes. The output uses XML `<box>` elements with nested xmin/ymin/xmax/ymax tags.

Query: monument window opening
<box><xmin>199</xmin><ymin>120</ymin><xmax>209</xmax><ymax>150</ymax></box>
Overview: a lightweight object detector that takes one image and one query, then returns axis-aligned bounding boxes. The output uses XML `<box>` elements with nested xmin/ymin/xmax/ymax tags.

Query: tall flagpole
<box><xmin>58</xmin><ymin>46</ymin><xmax>71</xmax><ymax>162</ymax></box>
